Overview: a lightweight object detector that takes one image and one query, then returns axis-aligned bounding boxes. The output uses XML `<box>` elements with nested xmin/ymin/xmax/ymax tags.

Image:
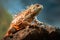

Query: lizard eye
<box><xmin>36</xmin><ymin>4</ymin><xmax>39</xmax><ymax>7</ymax></box>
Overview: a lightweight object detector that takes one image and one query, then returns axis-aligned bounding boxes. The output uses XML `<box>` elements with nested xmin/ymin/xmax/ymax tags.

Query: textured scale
<box><xmin>4</xmin><ymin>4</ymin><xmax>43</xmax><ymax>37</ymax></box>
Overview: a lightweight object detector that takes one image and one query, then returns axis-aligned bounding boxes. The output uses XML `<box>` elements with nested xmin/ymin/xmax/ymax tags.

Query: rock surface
<box><xmin>2</xmin><ymin>22</ymin><xmax>60</xmax><ymax>40</ymax></box>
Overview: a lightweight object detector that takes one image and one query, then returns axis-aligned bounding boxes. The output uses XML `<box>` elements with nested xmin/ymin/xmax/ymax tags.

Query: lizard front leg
<box><xmin>31</xmin><ymin>16</ymin><xmax>44</xmax><ymax>27</ymax></box>
<box><xmin>34</xmin><ymin>17</ymin><xmax>43</xmax><ymax>24</ymax></box>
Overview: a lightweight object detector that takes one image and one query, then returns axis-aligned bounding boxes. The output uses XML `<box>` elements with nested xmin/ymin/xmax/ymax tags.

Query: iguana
<box><xmin>4</xmin><ymin>4</ymin><xmax>43</xmax><ymax>37</ymax></box>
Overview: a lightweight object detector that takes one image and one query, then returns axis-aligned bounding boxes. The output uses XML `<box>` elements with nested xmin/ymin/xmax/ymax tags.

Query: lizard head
<box><xmin>27</xmin><ymin>4</ymin><xmax>43</xmax><ymax>17</ymax></box>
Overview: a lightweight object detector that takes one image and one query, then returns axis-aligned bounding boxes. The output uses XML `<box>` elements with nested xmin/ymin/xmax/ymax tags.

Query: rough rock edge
<box><xmin>2</xmin><ymin>22</ymin><xmax>60</xmax><ymax>40</ymax></box>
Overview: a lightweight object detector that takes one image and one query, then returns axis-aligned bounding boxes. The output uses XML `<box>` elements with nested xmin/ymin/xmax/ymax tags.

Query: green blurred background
<box><xmin>0</xmin><ymin>4</ymin><xmax>12</xmax><ymax>39</ymax></box>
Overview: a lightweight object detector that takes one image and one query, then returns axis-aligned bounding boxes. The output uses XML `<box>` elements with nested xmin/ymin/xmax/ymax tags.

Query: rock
<box><xmin>2</xmin><ymin>22</ymin><xmax>60</xmax><ymax>40</ymax></box>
